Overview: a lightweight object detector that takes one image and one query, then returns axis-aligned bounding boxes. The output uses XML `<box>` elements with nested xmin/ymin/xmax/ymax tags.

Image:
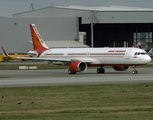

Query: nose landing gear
<box><xmin>132</xmin><ymin>66</ymin><xmax>138</xmax><ymax>74</ymax></box>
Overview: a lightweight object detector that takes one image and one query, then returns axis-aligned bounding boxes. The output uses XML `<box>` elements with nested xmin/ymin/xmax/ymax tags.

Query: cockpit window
<box><xmin>141</xmin><ymin>52</ymin><xmax>145</xmax><ymax>55</ymax></box>
<box><xmin>134</xmin><ymin>52</ymin><xmax>147</xmax><ymax>55</ymax></box>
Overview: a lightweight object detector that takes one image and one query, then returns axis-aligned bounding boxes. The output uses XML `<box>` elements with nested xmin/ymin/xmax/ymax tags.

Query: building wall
<box><xmin>0</xmin><ymin>17</ymin><xmax>78</xmax><ymax>53</ymax></box>
<box><xmin>97</xmin><ymin>12</ymin><xmax>153</xmax><ymax>23</ymax></box>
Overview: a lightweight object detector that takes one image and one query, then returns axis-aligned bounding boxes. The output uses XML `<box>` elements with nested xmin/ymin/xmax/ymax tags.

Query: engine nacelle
<box><xmin>28</xmin><ymin>50</ymin><xmax>38</xmax><ymax>57</ymax></box>
<box><xmin>113</xmin><ymin>66</ymin><xmax>130</xmax><ymax>71</ymax></box>
<box><xmin>69</xmin><ymin>61</ymin><xmax>87</xmax><ymax>72</ymax></box>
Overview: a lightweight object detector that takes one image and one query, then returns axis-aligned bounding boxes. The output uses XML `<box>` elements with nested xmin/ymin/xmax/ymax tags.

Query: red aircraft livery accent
<box><xmin>30</xmin><ymin>24</ymin><xmax>49</xmax><ymax>57</ymax></box>
<box><xmin>108</xmin><ymin>50</ymin><xmax>126</xmax><ymax>52</ymax></box>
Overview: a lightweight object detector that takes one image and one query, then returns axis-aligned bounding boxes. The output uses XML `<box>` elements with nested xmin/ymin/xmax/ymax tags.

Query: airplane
<box><xmin>0</xmin><ymin>54</ymin><xmax>29</xmax><ymax>62</ymax></box>
<box><xmin>1</xmin><ymin>24</ymin><xmax>152</xmax><ymax>74</ymax></box>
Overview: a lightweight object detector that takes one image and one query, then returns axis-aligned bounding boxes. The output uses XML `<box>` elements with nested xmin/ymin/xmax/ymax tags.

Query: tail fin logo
<box><xmin>30</xmin><ymin>24</ymin><xmax>49</xmax><ymax>51</ymax></box>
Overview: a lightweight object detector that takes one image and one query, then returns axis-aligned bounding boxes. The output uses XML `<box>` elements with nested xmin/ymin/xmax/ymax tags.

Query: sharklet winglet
<box><xmin>1</xmin><ymin>46</ymin><xmax>9</xmax><ymax>57</ymax></box>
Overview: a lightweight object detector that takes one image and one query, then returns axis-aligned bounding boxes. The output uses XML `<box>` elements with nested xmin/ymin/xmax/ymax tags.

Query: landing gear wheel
<box><xmin>101</xmin><ymin>68</ymin><xmax>105</xmax><ymax>73</ymax></box>
<box><xmin>68</xmin><ymin>69</ymin><xmax>72</xmax><ymax>74</ymax></box>
<box><xmin>133</xmin><ymin>70</ymin><xmax>138</xmax><ymax>74</ymax></box>
<box><xmin>97</xmin><ymin>67</ymin><xmax>105</xmax><ymax>74</ymax></box>
<box><xmin>132</xmin><ymin>66</ymin><xmax>138</xmax><ymax>74</ymax></box>
<box><xmin>97</xmin><ymin>68</ymin><xmax>102</xmax><ymax>74</ymax></box>
<box><xmin>68</xmin><ymin>70</ymin><xmax>76</xmax><ymax>74</ymax></box>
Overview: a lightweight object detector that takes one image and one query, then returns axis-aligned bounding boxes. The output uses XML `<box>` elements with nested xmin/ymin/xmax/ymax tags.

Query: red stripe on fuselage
<box><xmin>87</xmin><ymin>64</ymin><xmax>145</xmax><ymax>66</ymax></box>
<box><xmin>53</xmin><ymin>63</ymin><xmax>145</xmax><ymax>66</ymax></box>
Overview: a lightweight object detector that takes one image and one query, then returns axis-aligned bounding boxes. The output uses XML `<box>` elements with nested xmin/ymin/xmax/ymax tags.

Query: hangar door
<box><xmin>79</xmin><ymin>23</ymin><xmax>153</xmax><ymax>48</ymax></box>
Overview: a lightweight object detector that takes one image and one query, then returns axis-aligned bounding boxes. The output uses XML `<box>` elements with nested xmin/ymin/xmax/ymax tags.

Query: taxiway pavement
<box><xmin>0</xmin><ymin>67</ymin><xmax>153</xmax><ymax>87</ymax></box>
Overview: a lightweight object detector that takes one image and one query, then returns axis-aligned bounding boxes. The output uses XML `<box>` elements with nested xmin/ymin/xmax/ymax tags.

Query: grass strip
<box><xmin>0</xmin><ymin>83</ymin><xmax>153</xmax><ymax>120</ymax></box>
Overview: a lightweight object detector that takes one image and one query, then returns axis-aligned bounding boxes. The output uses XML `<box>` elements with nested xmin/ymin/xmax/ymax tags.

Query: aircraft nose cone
<box><xmin>146</xmin><ymin>55</ymin><xmax>152</xmax><ymax>63</ymax></box>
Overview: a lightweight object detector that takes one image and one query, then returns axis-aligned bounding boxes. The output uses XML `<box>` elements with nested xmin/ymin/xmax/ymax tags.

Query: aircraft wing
<box><xmin>16</xmin><ymin>56</ymin><xmax>71</xmax><ymax>62</ymax></box>
<box><xmin>16</xmin><ymin>56</ymin><xmax>92</xmax><ymax>63</ymax></box>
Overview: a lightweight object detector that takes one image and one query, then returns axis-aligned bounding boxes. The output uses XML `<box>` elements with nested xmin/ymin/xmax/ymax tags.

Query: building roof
<box><xmin>13</xmin><ymin>5</ymin><xmax>153</xmax><ymax>17</ymax></box>
<box><xmin>50</xmin><ymin>5</ymin><xmax>153</xmax><ymax>12</ymax></box>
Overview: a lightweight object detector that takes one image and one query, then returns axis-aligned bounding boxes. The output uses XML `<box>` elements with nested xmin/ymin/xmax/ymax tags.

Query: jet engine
<box><xmin>69</xmin><ymin>61</ymin><xmax>87</xmax><ymax>72</ymax></box>
<box><xmin>28</xmin><ymin>50</ymin><xmax>38</xmax><ymax>57</ymax></box>
<box><xmin>113</xmin><ymin>66</ymin><xmax>130</xmax><ymax>71</ymax></box>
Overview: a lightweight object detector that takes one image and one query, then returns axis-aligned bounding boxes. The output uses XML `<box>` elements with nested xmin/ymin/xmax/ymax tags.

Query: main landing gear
<box><xmin>68</xmin><ymin>69</ymin><xmax>76</xmax><ymax>74</ymax></box>
<box><xmin>132</xmin><ymin>66</ymin><xmax>138</xmax><ymax>74</ymax></box>
<box><xmin>97</xmin><ymin>66</ymin><xmax>105</xmax><ymax>74</ymax></box>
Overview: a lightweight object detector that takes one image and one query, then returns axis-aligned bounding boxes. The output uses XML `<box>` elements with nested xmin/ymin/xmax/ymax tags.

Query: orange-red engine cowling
<box><xmin>113</xmin><ymin>66</ymin><xmax>130</xmax><ymax>71</ymax></box>
<box><xmin>69</xmin><ymin>61</ymin><xmax>87</xmax><ymax>72</ymax></box>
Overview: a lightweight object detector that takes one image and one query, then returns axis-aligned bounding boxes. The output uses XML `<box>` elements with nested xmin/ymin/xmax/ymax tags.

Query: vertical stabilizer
<box><xmin>30</xmin><ymin>24</ymin><xmax>49</xmax><ymax>50</ymax></box>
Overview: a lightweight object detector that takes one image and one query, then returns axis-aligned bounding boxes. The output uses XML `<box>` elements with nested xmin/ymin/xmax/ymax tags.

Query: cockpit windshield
<box><xmin>134</xmin><ymin>52</ymin><xmax>147</xmax><ymax>55</ymax></box>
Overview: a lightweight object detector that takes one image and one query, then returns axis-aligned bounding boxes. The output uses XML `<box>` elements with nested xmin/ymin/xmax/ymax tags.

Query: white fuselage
<box><xmin>37</xmin><ymin>47</ymin><xmax>151</xmax><ymax>66</ymax></box>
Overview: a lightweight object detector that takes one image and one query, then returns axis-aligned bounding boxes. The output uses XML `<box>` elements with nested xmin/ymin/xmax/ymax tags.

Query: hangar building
<box><xmin>1</xmin><ymin>5</ymin><xmax>153</xmax><ymax>53</ymax></box>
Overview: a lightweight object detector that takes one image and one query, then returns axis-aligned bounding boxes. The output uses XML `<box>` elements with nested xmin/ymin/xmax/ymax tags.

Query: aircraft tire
<box><xmin>101</xmin><ymin>68</ymin><xmax>105</xmax><ymax>73</ymax></box>
<box><xmin>68</xmin><ymin>69</ymin><xmax>72</xmax><ymax>74</ymax></box>
<box><xmin>68</xmin><ymin>69</ymin><xmax>76</xmax><ymax>74</ymax></box>
<box><xmin>97</xmin><ymin>68</ymin><xmax>102</xmax><ymax>74</ymax></box>
<box><xmin>133</xmin><ymin>70</ymin><xmax>138</xmax><ymax>74</ymax></box>
<box><xmin>97</xmin><ymin>68</ymin><xmax>105</xmax><ymax>74</ymax></box>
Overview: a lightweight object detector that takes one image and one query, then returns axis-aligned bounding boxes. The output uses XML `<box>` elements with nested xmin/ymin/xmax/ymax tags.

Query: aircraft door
<box><xmin>86</xmin><ymin>52</ymin><xmax>90</xmax><ymax>58</ymax></box>
<box><xmin>64</xmin><ymin>51</ymin><xmax>68</xmax><ymax>57</ymax></box>
<box><xmin>125</xmin><ymin>49</ymin><xmax>131</xmax><ymax>60</ymax></box>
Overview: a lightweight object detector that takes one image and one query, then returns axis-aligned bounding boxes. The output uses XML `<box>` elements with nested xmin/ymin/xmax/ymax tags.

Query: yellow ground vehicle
<box><xmin>0</xmin><ymin>53</ymin><xmax>29</xmax><ymax>62</ymax></box>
